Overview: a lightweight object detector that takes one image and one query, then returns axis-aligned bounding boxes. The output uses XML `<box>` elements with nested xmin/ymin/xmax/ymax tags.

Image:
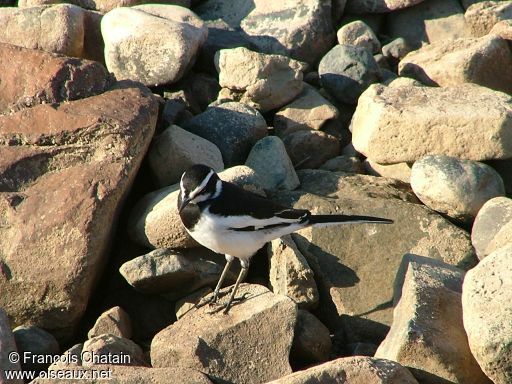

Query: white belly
<box><xmin>187</xmin><ymin>209</ymin><xmax>305</xmax><ymax>262</ymax></box>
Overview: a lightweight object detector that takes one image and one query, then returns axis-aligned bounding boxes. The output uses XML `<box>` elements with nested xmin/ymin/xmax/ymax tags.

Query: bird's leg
<box><xmin>211</xmin><ymin>259</ymin><xmax>250</xmax><ymax>314</ymax></box>
<box><xmin>196</xmin><ymin>256</ymin><xmax>234</xmax><ymax>308</ymax></box>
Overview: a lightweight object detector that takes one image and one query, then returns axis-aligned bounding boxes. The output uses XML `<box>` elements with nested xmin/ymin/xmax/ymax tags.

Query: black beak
<box><xmin>178</xmin><ymin>196</ymin><xmax>191</xmax><ymax>213</ymax></box>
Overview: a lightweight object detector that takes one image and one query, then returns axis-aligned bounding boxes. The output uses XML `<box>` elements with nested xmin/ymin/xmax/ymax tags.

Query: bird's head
<box><xmin>178</xmin><ymin>164</ymin><xmax>221</xmax><ymax>213</ymax></box>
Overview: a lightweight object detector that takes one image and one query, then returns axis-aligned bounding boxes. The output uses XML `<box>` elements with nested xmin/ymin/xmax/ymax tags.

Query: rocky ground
<box><xmin>0</xmin><ymin>0</ymin><xmax>512</xmax><ymax>383</ymax></box>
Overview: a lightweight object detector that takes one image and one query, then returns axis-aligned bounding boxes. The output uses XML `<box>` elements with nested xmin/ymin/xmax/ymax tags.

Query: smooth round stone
<box><xmin>411</xmin><ymin>155</ymin><xmax>505</xmax><ymax>221</ymax></box>
<box><xmin>337</xmin><ymin>20</ymin><xmax>381</xmax><ymax>53</ymax></box>
<box><xmin>319</xmin><ymin>44</ymin><xmax>381</xmax><ymax>105</ymax></box>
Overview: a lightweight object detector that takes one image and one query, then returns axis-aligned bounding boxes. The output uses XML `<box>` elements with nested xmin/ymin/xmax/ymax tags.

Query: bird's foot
<box><xmin>195</xmin><ymin>287</ymin><xmax>235</xmax><ymax>309</ymax></box>
<box><xmin>206</xmin><ymin>292</ymin><xmax>250</xmax><ymax>315</ymax></box>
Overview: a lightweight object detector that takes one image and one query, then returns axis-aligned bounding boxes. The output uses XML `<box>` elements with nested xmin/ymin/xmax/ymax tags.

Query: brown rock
<box><xmin>82</xmin><ymin>10</ymin><xmax>105</xmax><ymax>64</ymax></box>
<box><xmin>283</xmin><ymin>130</ymin><xmax>340</xmax><ymax>169</ymax></box>
<box><xmin>267</xmin><ymin>356</ymin><xmax>419</xmax><ymax>383</ymax></box>
<box><xmin>364</xmin><ymin>159</ymin><xmax>412</xmax><ymax>183</ymax></box>
<box><xmin>82</xmin><ymin>334</ymin><xmax>147</xmax><ymax>368</ymax></box>
<box><xmin>399</xmin><ymin>35</ymin><xmax>512</xmax><ymax>94</ymax></box>
<box><xmin>489</xmin><ymin>19</ymin><xmax>512</xmax><ymax>40</ymax></box>
<box><xmin>274</xmin><ymin>83</ymin><xmax>339</xmax><ymax>137</ymax></box>
<box><xmin>291</xmin><ymin>310</ymin><xmax>331</xmax><ymax>367</ymax></box>
<box><xmin>18</xmin><ymin>0</ymin><xmax>191</xmax><ymax>13</ymax></box>
<box><xmin>465</xmin><ymin>1</ymin><xmax>512</xmax><ymax>37</ymax></box>
<box><xmin>0</xmin><ymin>42</ymin><xmax>112</xmax><ymax>114</ymax></box>
<box><xmin>88</xmin><ymin>306</ymin><xmax>132</xmax><ymax>340</ymax></box>
<box><xmin>462</xmin><ymin>244</ymin><xmax>512</xmax><ymax>384</ymax></box>
<box><xmin>352</xmin><ymin>83</ymin><xmax>512</xmax><ymax>164</ymax></box>
<box><xmin>375</xmin><ymin>255</ymin><xmax>490</xmax><ymax>384</ymax></box>
<box><xmin>268</xmin><ymin>235</ymin><xmax>319</xmax><ymax>309</ymax></box>
<box><xmin>0</xmin><ymin>5</ymin><xmax>85</xmax><ymax>57</ymax></box>
<box><xmin>151</xmin><ymin>284</ymin><xmax>297</xmax><ymax>384</ymax></box>
<box><xmin>38</xmin><ymin>364</ymin><xmax>212</xmax><ymax>384</ymax></box>
<box><xmin>0</xmin><ymin>82</ymin><xmax>158</xmax><ymax>341</ymax></box>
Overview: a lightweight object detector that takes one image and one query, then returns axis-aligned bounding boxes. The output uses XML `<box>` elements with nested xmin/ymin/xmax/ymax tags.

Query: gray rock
<box><xmin>386</xmin><ymin>0</ymin><xmax>468</xmax><ymax>50</ymax></box>
<box><xmin>245</xmin><ymin>137</ymin><xmax>299</xmax><ymax>191</ymax></box>
<box><xmin>120</xmin><ymin>248</ymin><xmax>237</xmax><ymax>300</ymax></box>
<box><xmin>0</xmin><ymin>4</ymin><xmax>85</xmax><ymax>57</ymax></box>
<box><xmin>0</xmin><ymin>308</ymin><xmax>22</xmax><ymax>383</ymax></box>
<box><xmin>127</xmin><ymin>165</ymin><xmax>264</xmax><ymax>249</ymax></box>
<box><xmin>196</xmin><ymin>0</ymin><xmax>334</xmax><ymax>65</ymax></box>
<box><xmin>472</xmin><ymin>196</ymin><xmax>512</xmax><ymax>259</ymax></box>
<box><xmin>319</xmin><ymin>44</ymin><xmax>381</xmax><ymax>105</ymax></box>
<box><xmin>375</xmin><ymin>255</ymin><xmax>490</xmax><ymax>384</ymax></box>
<box><xmin>182</xmin><ymin>101</ymin><xmax>267</xmax><ymax>166</ymax></box>
<box><xmin>291</xmin><ymin>310</ymin><xmax>331</xmax><ymax>367</ymax></box>
<box><xmin>382</xmin><ymin>37</ymin><xmax>414</xmax><ymax>62</ymax></box>
<box><xmin>49</xmin><ymin>343</ymin><xmax>83</xmax><ymax>370</ymax></box>
<box><xmin>267</xmin><ymin>356</ymin><xmax>419</xmax><ymax>383</ymax></box>
<box><xmin>270</xmin><ymin>170</ymin><xmax>476</xmax><ymax>343</ymax></box>
<box><xmin>273</xmin><ymin>83</ymin><xmax>339</xmax><ymax>137</ymax></box>
<box><xmin>337</xmin><ymin>20</ymin><xmax>381</xmax><ymax>53</ymax></box>
<box><xmin>82</xmin><ymin>334</ymin><xmax>147</xmax><ymax>368</ymax></box>
<box><xmin>101</xmin><ymin>5</ymin><xmax>207</xmax><ymax>86</ymax></box>
<box><xmin>148</xmin><ymin>125</ymin><xmax>224</xmax><ymax>187</ymax></box>
<box><xmin>13</xmin><ymin>325</ymin><xmax>60</xmax><ymax>373</ymax></box>
<box><xmin>462</xmin><ymin>244</ymin><xmax>512</xmax><ymax>384</ymax></box>
<box><xmin>215</xmin><ymin>47</ymin><xmax>305</xmax><ymax>113</ymax></box>
<box><xmin>88</xmin><ymin>306</ymin><xmax>132</xmax><ymax>340</ymax></box>
<box><xmin>151</xmin><ymin>284</ymin><xmax>297</xmax><ymax>383</ymax></box>
<box><xmin>411</xmin><ymin>155</ymin><xmax>505</xmax><ymax>221</ymax></box>
<box><xmin>268</xmin><ymin>235</ymin><xmax>319</xmax><ymax>309</ymax></box>
<box><xmin>283</xmin><ymin>130</ymin><xmax>341</xmax><ymax>169</ymax></box>
<box><xmin>321</xmin><ymin>156</ymin><xmax>365</xmax><ymax>174</ymax></box>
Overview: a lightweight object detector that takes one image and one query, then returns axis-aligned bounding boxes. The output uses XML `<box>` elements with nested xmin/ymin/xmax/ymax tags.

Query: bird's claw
<box><xmin>206</xmin><ymin>292</ymin><xmax>250</xmax><ymax>315</ymax></box>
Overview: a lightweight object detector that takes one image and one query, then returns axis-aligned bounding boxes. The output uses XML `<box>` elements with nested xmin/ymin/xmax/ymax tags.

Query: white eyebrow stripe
<box><xmin>189</xmin><ymin>169</ymin><xmax>214</xmax><ymax>198</ymax></box>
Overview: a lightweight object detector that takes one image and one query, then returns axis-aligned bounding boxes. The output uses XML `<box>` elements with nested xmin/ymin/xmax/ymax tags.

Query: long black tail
<box><xmin>308</xmin><ymin>214</ymin><xmax>393</xmax><ymax>225</ymax></box>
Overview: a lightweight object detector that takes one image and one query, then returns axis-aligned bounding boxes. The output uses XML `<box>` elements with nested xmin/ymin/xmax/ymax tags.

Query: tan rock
<box><xmin>267</xmin><ymin>356</ymin><xmax>418</xmax><ymax>383</ymax></box>
<box><xmin>268</xmin><ymin>235</ymin><xmax>319</xmax><ymax>309</ymax></box>
<box><xmin>465</xmin><ymin>1</ymin><xmax>512</xmax><ymax>37</ymax></box>
<box><xmin>321</xmin><ymin>156</ymin><xmax>365</xmax><ymax>174</ymax></box>
<box><xmin>273</xmin><ymin>83</ymin><xmax>339</xmax><ymax>137</ymax></box>
<box><xmin>88</xmin><ymin>307</ymin><xmax>132</xmax><ymax>340</ymax></box>
<box><xmin>270</xmin><ymin>170</ymin><xmax>475</xmax><ymax>343</ymax></box>
<box><xmin>0</xmin><ymin>42</ymin><xmax>112</xmax><ymax>114</ymax></box>
<box><xmin>215</xmin><ymin>47</ymin><xmax>304</xmax><ymax>112</ymax></box>
<box><xmin>352</xmin><ymin>83</ymin><xmax>512</xmax><ymax>164</ymax></box>
<box><xmin>364</xmin><ymin>159</ymin><xmax>412</xmax><ymax>183</ymax></box>
<box><xmin>399</xmin><ymin>35</ymin><xmax>512</xmax><ymax>94</ymax></box>
<box><xmin>283</xmin><ymin>130</ymin><xmax>340</xmax><ymax>169</ymax></box>
<box><xmin>151</xmin><ymin>284</ymin><xmax>297</xmax><ymax>384</ymax></box>
<box><xmin>375</xmin><ymin>255</ymin><xmax>490</xmax><ymax>384</ymax></box>
<box><xmin>462</xmin><ymin>244</ymin><xmax>512</xmax><ymax>384</ymax></box>
<box><xmin>472</xmin><ymin>197</ymin><xmax>512</xmax><ymax>259</ymax></box>
<box><xmin>0</xmin><ymin>82</ymin><xmax>158</xmax><ymax>341</ymax></box>
<box><xmin>0</xmin><ymin>4</ymin><xmax>84</xmax><ymax>57</ymax></box>
<box><xmin>18</xmin><ymin>0</ymin><xmax>191</xmax><ymax>12</ymax></box>
<box><xmin>337</xmin><ymin>20</ymin><xmax>381</xmax><ymax>53</ymax></box>
<box><xmin>175</xmin><ymin>287</ymin><xmax>212</xmax><ymax>320</ymax></box>
<box><xmin>102</xmin><ymin>6</ymin><xmax>207</xmax><ymax>86</ymax></box>
<box><xmin>489</xmin><ymin>19</ymin><xmax>512</xmax><ymax>40</ymax></box>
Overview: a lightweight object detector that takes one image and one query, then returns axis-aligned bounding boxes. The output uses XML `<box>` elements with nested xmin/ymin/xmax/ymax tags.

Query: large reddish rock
<box><xmin>0</xmin><ymin>42</ymin><xmax>112</xmax><ymax>114</ymax></box>
<box><xmin>0</xmin><ymin>81</ymin><xmax>158</xmax><ymax>341</ymax></box>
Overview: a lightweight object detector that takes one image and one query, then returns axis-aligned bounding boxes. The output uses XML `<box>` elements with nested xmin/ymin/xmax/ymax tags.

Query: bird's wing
<box><xmin>207</xmin><ymin>182</ymin><xmax>310</xmax><ymax>230</ymax></box>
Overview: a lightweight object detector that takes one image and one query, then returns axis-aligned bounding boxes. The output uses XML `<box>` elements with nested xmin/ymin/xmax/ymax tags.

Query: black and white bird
<box><xmin>178</xmin><ymin>164</ymin><xmax>393</xmax><ymax>313</ymax></box>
